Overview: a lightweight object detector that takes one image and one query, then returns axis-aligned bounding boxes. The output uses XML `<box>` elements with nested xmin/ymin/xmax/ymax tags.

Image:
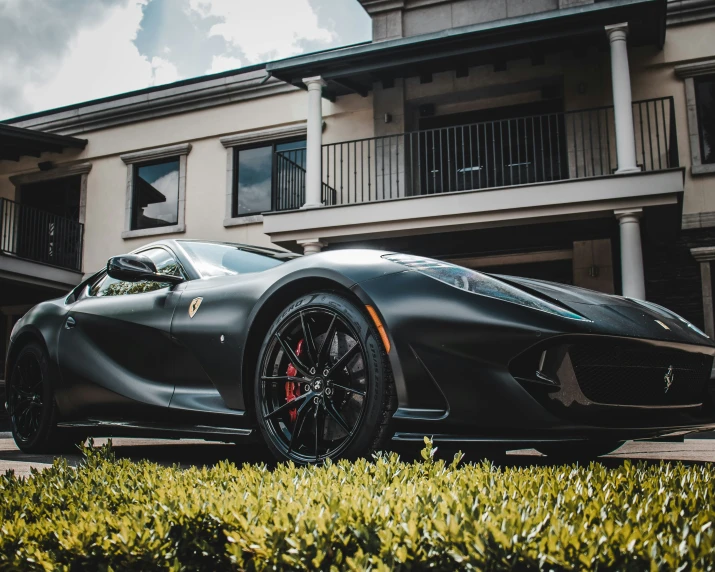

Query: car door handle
<box><xmin>65</xmin><ymin>316</ymin><xmax>76</xmax><ymax>329</ymax></box>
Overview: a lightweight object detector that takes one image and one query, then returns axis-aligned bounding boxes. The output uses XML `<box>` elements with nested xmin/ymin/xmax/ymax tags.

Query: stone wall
<box><xmin>360</xmin><ymin>0</ymin><xmax>595</xmax><ymax>41</ymax></box>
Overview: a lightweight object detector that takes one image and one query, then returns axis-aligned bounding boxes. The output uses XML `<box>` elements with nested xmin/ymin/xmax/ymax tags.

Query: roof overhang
<box><xmin>267</xmin><ymin>0</ymin><xmax>667</xmax><ymax>99</ymax></box>
<box><xmin>0</xmin><ymin>123</ymin><xmax>87</xmax><ymax>162</ymax></box>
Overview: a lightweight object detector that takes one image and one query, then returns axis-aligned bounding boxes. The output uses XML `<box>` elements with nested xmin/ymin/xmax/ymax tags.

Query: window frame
<box><xmin>676</xmin><ymin>61</ymin><xmax>715</xmax><ymax>176</ymax></box>
<box><xmin>231</xmin><ymin>138</ymin><xmax>306</xmax><ymax>218</ymax></box>
<box><xmin>220</xmin><ymin>123</ymin><xmax>308</xmax><ymax>227</ymax></box>
<box><xmin>130</xmin><ymin>156</ymin><xmax>181</xmax><ymax>232</ymax></box>
<box><xmin>120</xmin><ymin>143</ymin><xmax>191</xmax><ymax>239</ymax></box>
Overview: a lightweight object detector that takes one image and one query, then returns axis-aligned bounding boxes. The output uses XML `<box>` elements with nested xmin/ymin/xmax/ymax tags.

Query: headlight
<box><xmin>383</xmin><ymin>253</ymin><xmax>589</xmax><ymax>321</ymax></box>
<box><xmin>627</xmin><ymin>298</ymin><xmax>710</xmax><ymax>339</ymax></box>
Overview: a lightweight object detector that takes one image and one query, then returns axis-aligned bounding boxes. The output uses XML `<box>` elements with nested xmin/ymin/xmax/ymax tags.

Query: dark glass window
<box><xmin>695</xmin><ymin>75</ymin><xmax>715</xmax><ymax>165</ymax></box>
<box><xmin>132</xmin><ymin>158</ymin><xmax>180</xmax><ymax>230</ymax></box>
<box><xmin>234</xmin><ymin>139</ymin><xmax>305</xmax><ymax>216</ymax></box>
<box><xmin>90</xmin><ymin>248</ymin><xmax>184</xmax><ymax>297</ymax></box>
<box><xmin>180</xmin><ymin>241</ymin><xmax>285</xmax><ymax>277</ymax></box>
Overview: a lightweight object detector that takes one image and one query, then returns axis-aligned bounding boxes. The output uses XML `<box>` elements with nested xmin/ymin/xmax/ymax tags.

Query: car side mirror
<box><xmin>106</xmin><ymin>254</ymin><xmax>184</xmax><ymax>285</ymax></box>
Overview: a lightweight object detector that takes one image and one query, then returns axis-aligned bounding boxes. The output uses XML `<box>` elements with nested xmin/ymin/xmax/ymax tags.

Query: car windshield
<box><xmin>179</xmin><ymin>241</ymin><xmax>291</xmax><ymax>278</ymax></box>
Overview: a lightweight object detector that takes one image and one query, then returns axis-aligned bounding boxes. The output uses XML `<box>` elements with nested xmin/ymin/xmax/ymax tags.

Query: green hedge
<box><xmin>1</xmin><ymin>439</ymin><xmax>714</xmax><ymax>571</ymax></box>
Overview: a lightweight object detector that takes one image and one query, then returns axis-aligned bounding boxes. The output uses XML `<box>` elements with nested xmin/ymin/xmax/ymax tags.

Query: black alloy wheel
<box><xmin>255</xmin><ymin>292</ymin><xmax>394</xmax><ymax>464</ymax></box>
<box><xmin>8</xmin><ymin>350</ymin><xmax>45</xmax><ymax>442</ymax></box>
<box><xmin>7</xmin><ymin>342</ymin><xmax>74</xmax><ymax>454</ymax></box>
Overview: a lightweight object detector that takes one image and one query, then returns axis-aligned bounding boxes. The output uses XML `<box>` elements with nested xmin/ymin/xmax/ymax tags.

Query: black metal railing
<box><xmin>274</xmin><ymin>148</ymin><xmax>336</xmax><ymax>210</ymax></box>
<box><xmin>0</xmin><ymin>198</ymin><xmax>83</xmax><ymax>272</ymax></box>
<box><xmin>316</xmin><ymin>96</ymin><xmax>679</xmax><ymax>208</ymax></box>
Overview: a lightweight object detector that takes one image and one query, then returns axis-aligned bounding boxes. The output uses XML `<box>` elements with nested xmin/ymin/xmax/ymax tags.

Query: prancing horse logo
<box><xmin>189</xmin><ymin>297</ymin><xmax>203</xmax><ymax>318</ymax></box>
<box><xmin>664</xmin><ymin>365</ymin><xmax>675</xmax><ymax>393</ymax></box>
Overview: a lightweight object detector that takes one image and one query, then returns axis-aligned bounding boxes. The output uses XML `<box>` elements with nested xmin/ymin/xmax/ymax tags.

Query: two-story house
<box><xmin>2</xmin><ymin>0</ymin><xmax>715</xmax><ymax>376</ymax></box>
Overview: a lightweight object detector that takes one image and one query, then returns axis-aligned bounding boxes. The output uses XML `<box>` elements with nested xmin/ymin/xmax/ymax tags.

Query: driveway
<box><xmin>1</xmin><ymin>431</ymin><xmax>714</xmax><ymax>479</ymax></box>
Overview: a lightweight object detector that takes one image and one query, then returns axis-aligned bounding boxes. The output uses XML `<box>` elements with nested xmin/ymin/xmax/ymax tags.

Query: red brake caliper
<box><xmin>285</xmin><ymin>339</ymin><xmax>304</xmax><ymax>422</ymax></box>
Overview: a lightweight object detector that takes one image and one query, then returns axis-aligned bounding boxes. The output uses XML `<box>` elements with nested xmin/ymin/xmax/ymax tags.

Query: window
<box><xmin>695</xmin><ymin>75</ymin><xmax>715</xmax><ymax>165</ymax></box>
<box><xmin>90</xmin><ymin>248</ymin><xmax>184</xmax><ymax>297</ymax></box>
<box><xmin>179</xmin><ymin>241</ymin><xmax>288</xmax><ymax>277</ymax></box>
<box><xmin>676</xmin><ymin>62</ymin><xmax>715</xmax><ymax>175</ymax></box>
<box><xmin>233</xmin><ymin>139</ymin><xmax>306</xmax><ymax>216</ymax></box>
<box><xmin>120</xmin><ymin>143</ymin><xmax>191</xmax><ymax>239</ymax></box>
<box><xmin>132</xmin><ymin>159</ymin><xmax>180</xmax><ymax>230</ymax></box>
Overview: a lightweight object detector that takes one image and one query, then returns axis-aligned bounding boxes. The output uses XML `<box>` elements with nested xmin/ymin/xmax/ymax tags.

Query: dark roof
<box><xmin>267</xmin><ymin>0</ymin><xmax>667</xmax><ymax>99</ymax></box>
<box><xmin>1</xmin><ymin>42</ymin><xmax>369</xmax><ymax>125</ymax></box>
<box><xmin>2</xmin><ymin>62</ymin><xmax>269</xmax><ymax>125</ymax></box>
<box><xmin>0</xmin><ymin>123</ymin><xmax>87</xmax><ymax>162</ymax></box>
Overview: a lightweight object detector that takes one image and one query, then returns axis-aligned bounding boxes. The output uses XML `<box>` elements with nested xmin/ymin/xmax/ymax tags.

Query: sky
<box><xmin>0</xmin><ymin>0</ymin><xmax>371</xmax><ymax>120</ymax></box>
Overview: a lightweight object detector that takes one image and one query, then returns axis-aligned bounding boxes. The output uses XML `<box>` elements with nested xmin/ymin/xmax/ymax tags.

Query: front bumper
<box><xmin>354</xmin><ymin>271</ymin><xmax>715</xmax><ymax>442</ymax></box>
<box><xmin>391</xmin><ymin>334</ymin><xmax>715</xmax><ymax>442</ymax></box>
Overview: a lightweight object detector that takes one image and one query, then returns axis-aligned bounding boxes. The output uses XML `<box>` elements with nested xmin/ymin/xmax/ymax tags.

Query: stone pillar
<box><xmin>690</xmin><ymin>247</ymin><xmax>715</xmax><ymax>338</ymax></box>
<box><xmin>302</xmin><ymin>76</ymin><xmax>327</xmax><ymax>209</ymax></box>
<box><xmin>606</xmin><ymin>23</ymin><xmax>640</xmax><ymax>174</ymax></box>
<box><xmin>297</xmin><ymin>238</ymin><xmax>326</xmax><ymax>255</ymax></box>
<box><xmin>615</xmin><ymin>208</ymin><xmax>646</xmax><ymax>299</ymax></box>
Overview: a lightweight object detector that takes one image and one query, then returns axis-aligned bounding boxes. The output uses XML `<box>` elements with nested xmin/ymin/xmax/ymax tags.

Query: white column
<box><xmin>297</xmin><ymin>238</ymin><xmax>326</xmax><ymax>255</ymax></box>
<box><xmin>606</xmin><ymin>23</ymin><xmax>640</xmax><ymax>174</ymax></box>
<box><xmin>690</xmin><ymin>247</ymin><xmax>715</xmax><ymax>338</ymax></box>
<box><xmin>615</xmin><ymin>208</ymin><xmax>645</xmax><ymax>299</ymax></box>
<box><xmin>302</xmin><ymin>76</ymin><xmax>327</xmax><ymax>209</ymax></box>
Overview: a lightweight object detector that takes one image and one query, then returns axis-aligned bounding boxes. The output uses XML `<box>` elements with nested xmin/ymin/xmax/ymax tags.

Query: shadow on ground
<box><xmin>2</xmin><ymin>434</ymin><xmax>713</xmax><ymax>475</ymax></box>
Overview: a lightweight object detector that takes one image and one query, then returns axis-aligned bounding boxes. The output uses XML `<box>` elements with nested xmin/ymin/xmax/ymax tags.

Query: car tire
<box><xmin>535</xmin><ymin>440</ymin><xmax>624</xmax><ymax>461</ymax></box>
<box><xmin>6</xmin><ymin>342</ymin><xmax>78</xmax><ymax>454</ymax></box>
<box><xmin>255</xmin><ymin>291</ymin><xmax>396</xmax><ymax>464</ymax></box>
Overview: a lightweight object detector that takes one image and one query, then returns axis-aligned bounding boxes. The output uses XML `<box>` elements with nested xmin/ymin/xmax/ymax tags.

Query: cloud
<box><xmin>0</xmin><ymin>0</ymin><xmax>179</xmax><ymax>119</ymax></box>
<box><xmin>133</xmin><ymin>0</ymin><xmax>230</xmax><ymax>79</ymax></box>
<box><xmin>188</xmin><ymin>0</ymin><xmax>334</xmax><ymax>65</ymax></box>
<box><xmin>208</xmin><ymin>54</ymin><xmax>243</xmax><ymax>75</ymax></box>
<box><xmin>0</xmin><ymin>0</ymin><xmax>370</xmax><ymax>119</ymax></box>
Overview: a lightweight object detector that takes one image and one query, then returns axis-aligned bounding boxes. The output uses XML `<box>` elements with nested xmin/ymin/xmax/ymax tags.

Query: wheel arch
<box><xmin>240</xmin><ymin>276</ymin><xmax>366</xmax><ymax>419</ymax></box>
<box><xmin>5</xmin><ymin>327</ymin><xmax>49</xmax><ymax>377</ymax></box>
<box><xmin>4</xmin><ymin>327</ymin><xmax>51</xmax><ymax>404</ymax></box>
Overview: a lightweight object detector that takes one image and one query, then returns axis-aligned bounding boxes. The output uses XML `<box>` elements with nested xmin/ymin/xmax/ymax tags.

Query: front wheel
<box><xmin>255</xmin><ymin>292</ymin><xmax>395</xmax><ymax>464</ymax></box>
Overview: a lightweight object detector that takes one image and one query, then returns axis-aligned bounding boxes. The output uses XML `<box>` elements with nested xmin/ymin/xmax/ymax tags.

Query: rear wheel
<box><xmin>255</xmin><ymin>292</ymin><xmax>394</xmax><ymax>464</ymax></box>
<box><xmin>535</xmin><ymin>440</ymin><xmax>624</xmax><ymax>461</ymax></box>
<box><xmin>7</xmin><ymin>342</ymin><xmax>77</xmax><ymax>454</ymax></box>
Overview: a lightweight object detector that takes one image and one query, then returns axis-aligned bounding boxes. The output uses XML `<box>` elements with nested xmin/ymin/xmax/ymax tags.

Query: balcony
<box><xmin>265</xmin><ymin>97</ymin><xmax>684</xmax><ymax>249</ymax></box>
<box><xmin>0</xmin><ymin>198</ymin><xmax>84</xmax><ymax>280</ymax></box>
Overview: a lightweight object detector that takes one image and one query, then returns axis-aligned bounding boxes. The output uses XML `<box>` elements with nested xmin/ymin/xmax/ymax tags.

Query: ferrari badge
<box><xmin>189</xmin><ymin>297</ymin><xmax>203</xmax><ymax>318</ymax></box>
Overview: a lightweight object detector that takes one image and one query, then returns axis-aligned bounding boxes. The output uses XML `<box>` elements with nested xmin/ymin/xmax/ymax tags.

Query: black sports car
<box><xmin>5</xmin><ymin>239</ymin><xmax>715</xmax><ymax>463</ymax></box>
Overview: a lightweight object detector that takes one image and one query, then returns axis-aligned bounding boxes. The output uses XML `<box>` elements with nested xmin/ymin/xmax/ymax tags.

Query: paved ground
<box><xmin>1</xmin><ymin>431</ymin><xmax>715</xmax><ymax>479</ymax></box>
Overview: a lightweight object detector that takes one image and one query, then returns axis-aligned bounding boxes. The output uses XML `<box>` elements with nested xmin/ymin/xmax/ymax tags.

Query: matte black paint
<box><xmin>5</xmin><ymin>239</ymin><xmax>715</xmax><ymax>449</ymax></box>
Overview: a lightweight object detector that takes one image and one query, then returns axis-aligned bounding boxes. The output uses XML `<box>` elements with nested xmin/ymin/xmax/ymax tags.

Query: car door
<box><xmin>57</xmin><ymin>246</ymin><xmax>188</xmax><ymax>419</ymax></box>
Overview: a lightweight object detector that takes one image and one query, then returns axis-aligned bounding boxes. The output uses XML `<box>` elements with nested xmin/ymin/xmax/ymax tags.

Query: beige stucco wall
<box><xmin>0</xmin><ymin>89</ymin><xmax>373</xmax><ymax>274</ymax></box>
<box><xmin>630</xmin><ymin>20</ymin><xmax>715</xmax><ymax>216</ymax></box>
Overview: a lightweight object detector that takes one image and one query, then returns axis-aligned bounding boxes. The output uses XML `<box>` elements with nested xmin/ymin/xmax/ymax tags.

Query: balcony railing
<box><xmin>274</xmin><ymin>148</ymin><xmax>336</xmax><ymax>210</ymax></box>
<box><xmin>0</xmin><ymin>198</ymin><xmax>84</xmax><ymax>272</ymax></box>
<box><xmin>273</xmin><ymin>97</ymin><xmax>679</xmax><ymax>211</ymax></box>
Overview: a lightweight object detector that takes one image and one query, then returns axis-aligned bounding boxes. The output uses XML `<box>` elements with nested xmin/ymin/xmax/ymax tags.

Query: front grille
<box><xmin>569</xmin><ymin>343</ymin><xmax>712</xmax><ymax>407</ymax></box>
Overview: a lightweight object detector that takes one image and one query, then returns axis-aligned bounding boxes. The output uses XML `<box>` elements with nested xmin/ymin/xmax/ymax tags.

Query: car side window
<box><xmin>89</xmin><ymin>248</ymin><xmax>184</xmax><ymax>297</ymax></box>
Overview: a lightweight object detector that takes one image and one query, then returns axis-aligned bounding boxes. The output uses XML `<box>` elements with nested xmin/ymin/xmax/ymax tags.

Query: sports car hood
<box><xmin>494</xmin><ymin>274</ymin><xmax>714</xmax><ymax>347</ymax></box>
<box><xmin>491</xmin><ymin>274</ymin><xmax>628</xmax><ymax>307</ymax></box>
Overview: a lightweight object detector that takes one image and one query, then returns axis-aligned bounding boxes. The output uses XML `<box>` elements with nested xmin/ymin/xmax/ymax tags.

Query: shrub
<box><xmin>0</xmin><ymin>439</ymin><xmax>714</xmax><ymax>571</ymax></box>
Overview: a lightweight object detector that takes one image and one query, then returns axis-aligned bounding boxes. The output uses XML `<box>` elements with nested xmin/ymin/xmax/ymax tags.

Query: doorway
<box><xmin>15</xmin><ymin>176</ymin><xmax>82</xmax><ymax>269</ymax></box>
